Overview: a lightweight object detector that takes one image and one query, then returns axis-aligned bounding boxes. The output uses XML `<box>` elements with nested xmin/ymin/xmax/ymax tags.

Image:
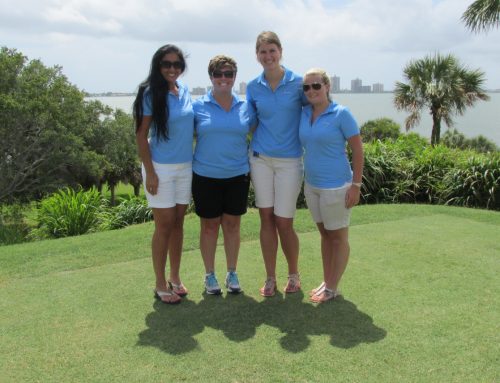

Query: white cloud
<box><xmin>1</xmin><ymin>0</ymin><xmax>499</xmax><ymax>92</ymax></box>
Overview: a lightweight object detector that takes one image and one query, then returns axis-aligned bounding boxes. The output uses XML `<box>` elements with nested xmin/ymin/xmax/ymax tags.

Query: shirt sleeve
<box><xmin>142</xmin><ymin>89</ymin><xmax>152</xmax><ymax>116</ymax></box>
<box><xmin>339</xmin><ymin>107</ymin><xmax>360</xmax><ymax>139</ymax></box>
<box><xmin>246</xmin><ymin>101</ymin><xmax>257</xmax><ymax>128</ymax></box>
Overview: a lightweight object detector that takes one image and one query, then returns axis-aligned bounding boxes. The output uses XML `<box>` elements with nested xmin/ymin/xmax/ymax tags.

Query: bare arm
<box><xmin>345</xmin><ymin>134</ymin><xmax>364</xmax><ymax>209</ymax></box>
<box><xmin>135</xmin><ymin>115</ymin><xmax>159</xmax><ymax>195</ymax></box>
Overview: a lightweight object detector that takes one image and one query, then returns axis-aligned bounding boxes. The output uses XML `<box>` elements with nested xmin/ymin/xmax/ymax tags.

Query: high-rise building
<box><xmin>239</xmin><ymin>81</ymin><xmax>247</xmax><ymax>95</ymax></box>
<box><xmin>330</xmin><ymin>75</ymin><xmax>340</xmax><ymax>93</ymax></box>
<box><xmin>191</xmin><ymin>86</ymin><xmax>207</xmax><ymax>96</ymax></box>
<box><xmin>372</xmin><ymin>83</ymin><xmax>384</xmax><ymax>93</ymax></box>
<box><xmin>351</xmin><ymin>78</ymin><xmax>362</xmax><ymax>93</ymax></box>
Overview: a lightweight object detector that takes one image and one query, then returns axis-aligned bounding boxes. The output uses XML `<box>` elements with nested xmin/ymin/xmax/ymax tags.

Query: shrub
<box><xmin>361</xmin><ymin>141</ymin><xmax>406</xmax><ymax>203</ymax></box>
<box><xmin>360</xmin><ymin>118</ymin><xmax>401</xmax><ymax>142</ymax></box>
<box><xmin>37</xmin><ymin>188</ymin><xmax>105</xmax><ymax>238</ymax></box>
<box><xmin>360</xmin><ymin>139</ymin><xmax>499</xmax><ymax>210</ymax></box>
<box><xmin>103</xmin><ymin>196</ymin><xmax>153</xmax><ymax>230</ymax></box>
<box><xmin>0</xmin><ymin>204</ymin><xmax>30</xmax><ymax>245</ymax></box>
<box><xmin>442</xmin><ymin>155</ymin><xmax>500</xmax><ymax>210</ymax></box>
<box><xmin>442</xmin><ymin>129</ymin><xmax>498</xmax><ymax>153</ymax></box>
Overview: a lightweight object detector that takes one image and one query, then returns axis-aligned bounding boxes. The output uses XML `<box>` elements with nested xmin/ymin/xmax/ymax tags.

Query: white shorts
<box><xmin>249</xmin><ymin>152</ymin><xmax>303</xmax><ymax>218</ymax></box>
<box><xmin>142</xmin><ymin>161</ymin><xmax>192</xmax><ymax>208</ymax></box>
<box><xmin>304</xmin><ymin>182</ymin><xmax>351</xmax><ymax>230</ymax></box>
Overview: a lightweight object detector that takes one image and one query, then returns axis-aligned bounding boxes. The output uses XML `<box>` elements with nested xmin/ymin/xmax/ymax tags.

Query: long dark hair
<box><xmin>133</xmin><ymin>44</ymin><xmax>187</xmax><ymax>141</ymax></box>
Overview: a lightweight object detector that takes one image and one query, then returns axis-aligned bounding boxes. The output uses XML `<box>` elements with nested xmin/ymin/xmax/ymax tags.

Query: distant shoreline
<box><xmin>85</xmin><ymin>89</ymin><xmax>500</xmax><ymax>97</ymax></box>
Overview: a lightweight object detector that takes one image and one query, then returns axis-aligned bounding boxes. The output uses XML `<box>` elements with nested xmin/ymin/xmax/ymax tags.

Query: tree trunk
<box><xmin>110</xmin><ymin>184</ymin><xmax>116</xmax><ymax>206</ymax></box>
<box><xmin>133</xmin><ymin>183</ymin><xmax>141</xmax><ymax>197</ymax></box>
<box><xmin>431</xmin><ymin>111</ymin><xmax>442</xmax><ymax>146</ymax></box>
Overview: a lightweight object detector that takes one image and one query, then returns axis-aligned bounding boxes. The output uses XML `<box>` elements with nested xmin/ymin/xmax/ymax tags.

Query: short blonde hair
<box><xmin>208</xmin><ymin>55</ymin><xmax>237</xmax><ymax>75</ymax></box>
<box><xmin>256</xmin><ymin>31</ymin><xmax>282</xmax><ymax>52</ymax></box>
<box><xmin>304</xmin><ymin>68</ymin><xmax>331</xmax><ymax>101</ymax></box>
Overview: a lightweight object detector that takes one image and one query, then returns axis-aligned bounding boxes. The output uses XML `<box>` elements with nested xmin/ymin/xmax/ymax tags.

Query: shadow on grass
<box><xmin>137</xmin><ymin>291</ymin><xmax>386</xmax><ymax>354</ymax></box>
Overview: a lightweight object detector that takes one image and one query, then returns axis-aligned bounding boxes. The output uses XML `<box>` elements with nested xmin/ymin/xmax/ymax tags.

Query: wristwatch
<box><xmin>352</xmin><ymin>182</ymin><xmax>362</xmax><ymax>187</ymax></box>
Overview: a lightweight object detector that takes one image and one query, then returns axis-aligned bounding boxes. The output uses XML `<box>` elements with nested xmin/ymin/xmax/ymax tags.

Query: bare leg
<box><xmin>317</xmin><ymin>223</ymin><xmax>332</xmax><ymax>286</ymax></box>
<box><xmin>151</xmin><ymin>207</ymin><xmax>177</xmax><ymax>291</ymax></box>
<box><xmin>200</xmin><ymin>216</ymin><xmax>221</xmax><ymax>273</ymax></box>
<box><xmin>322</xmin><ymin>226</ymin><xmax>350</xmax><ymax>291</ymax></box>
<box><xmin>168</xmin><ymin>204</ymin><xmax>188</xmax><ymax>285</ymax></box>
<box><xmin>275</xmin><ymin>216</ymin><xmax>299</xmax><ymax>275</ymax></box>
<box><xmin>221</xmin><ymin>214</ymin><xmax>241</xmax><ymax>271</ymax></box>
<box><xmin>258</xmin><ymin>207</ymin><xmax>278</xmax><ymax>278</ymax></box>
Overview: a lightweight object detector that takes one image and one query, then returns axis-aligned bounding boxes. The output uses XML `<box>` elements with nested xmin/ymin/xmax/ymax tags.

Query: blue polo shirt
<box><xmin>299</xmin><ymin>103</ymin><xmax>360</xmax><ymax>188</ymax></box>
<box><xmin>246</xmin><ymin>66</ymin><xmax>305</xmax><ymax>158</ymax></box>
<box><xmin>143</xmin><ymin>81</ymin><xmax>194</xmax><ymax>164</ymax></box>
<box><xmin>193</xmin><ymin>91</ymin><xmax>256</xmax><ymax>179</ymax></box>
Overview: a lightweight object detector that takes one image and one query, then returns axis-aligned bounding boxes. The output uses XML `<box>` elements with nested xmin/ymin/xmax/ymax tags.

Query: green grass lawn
<box><xmin>1</xmin><ymin>204</ymin><xmax>499</xmax><ymax>382</ymax></box>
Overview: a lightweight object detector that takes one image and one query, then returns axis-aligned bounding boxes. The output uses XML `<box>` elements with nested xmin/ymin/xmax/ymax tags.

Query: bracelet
<box><xmin>352</xmin><ymin>182</ymin><xmax>362</xmax><ymax>188</ymax></box>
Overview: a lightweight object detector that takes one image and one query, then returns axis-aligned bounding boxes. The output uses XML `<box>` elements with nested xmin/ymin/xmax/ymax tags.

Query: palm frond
<box><xmin>462</xmin><ymin>0</ymin><xmax>500</xmax><ymax>33</ymax></box>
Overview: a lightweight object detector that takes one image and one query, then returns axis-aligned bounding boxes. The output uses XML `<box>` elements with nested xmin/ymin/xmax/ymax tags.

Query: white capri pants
<box><xmin>249</xmin><ymin>152</ymin><xmax>303</xmax><ymax>218</ymax></box>
<box><xmin>142</xmin><ymin>161</ymin><xmax>192</xmax><ymax>208</ymax></box>
<box><xmin>304</xmin><ymin>182</ymin><xmax>352</xmax><ymax>231</ymax></box>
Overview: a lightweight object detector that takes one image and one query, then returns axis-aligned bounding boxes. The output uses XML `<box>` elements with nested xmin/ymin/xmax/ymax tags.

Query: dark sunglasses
<box><xmin>160</xmin><ymin>60</ymin><xmax>184</xmax><ymax>70</ymax></box>
<box><xmin>303</xmin><ymin>83</ymin><xmax>323</xmax><ymax>92</ymax></box>
<box><xmin>212</xmin><ymin>70</ymin><xmax>235</xmax><ymax>79</ymax></box>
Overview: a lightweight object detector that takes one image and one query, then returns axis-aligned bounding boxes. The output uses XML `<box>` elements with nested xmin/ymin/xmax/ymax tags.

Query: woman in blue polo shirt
<box><xmin>192</xmin><ymin>55</ymin><xmax>256</xmax><ymax>295</ymax></box>
<box><xmin>299</xmin><ymin>68</ymin><xmax>364</xmax><ymax>303</ymax></box>
<box><xmin>246</xmin><ymin>31</ymin><xmax>305</xmax><ymax>297</ymax></box>
<box><xmin>133</xmin><ymin>44</ymin><xmax>194</xmax><ymax>304</ymax></box>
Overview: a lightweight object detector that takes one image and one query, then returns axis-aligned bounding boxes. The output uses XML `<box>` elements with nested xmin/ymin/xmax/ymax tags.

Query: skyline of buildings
<box><xmin>191</xmin><ymin>76</ymin><xmax>386</xmax><ymax>95</ymax></box>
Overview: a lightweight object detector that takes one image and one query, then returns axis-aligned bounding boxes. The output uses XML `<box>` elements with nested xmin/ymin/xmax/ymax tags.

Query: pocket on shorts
<box><xmin>323</xmin><ymin>187</ymin><xmax>347</xmax><ymax>206</ymax></box>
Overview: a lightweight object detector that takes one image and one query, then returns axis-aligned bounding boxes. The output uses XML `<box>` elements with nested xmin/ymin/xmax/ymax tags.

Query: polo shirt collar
<box><xmin>206</xmin><ymin>90</ymin><xmax>242</xmax><ymax>108</ymax></box>
<box><xmin>305</xmin><ymin>101</ymin><xmax>338</xmax><ymax>117</ymax></box>
<box><xmin>257</xmin><ymin>66</ymin><xmax>296</xmax><ymax>86</ymax></box>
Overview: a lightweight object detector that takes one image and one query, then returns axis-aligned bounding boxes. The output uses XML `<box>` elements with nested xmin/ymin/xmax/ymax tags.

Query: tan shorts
<box><xmin>304</xmin><ymin>182</ymin><xmax>351</xmax><ymax>230</ymax></box>
<box><xmin>249</xmin><ymin>152</ymin><xmax>303</xmax><ymax>218</ymax></box>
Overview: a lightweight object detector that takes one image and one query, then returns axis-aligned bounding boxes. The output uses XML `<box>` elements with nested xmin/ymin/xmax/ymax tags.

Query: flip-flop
<box><xmin>284</xmin><ymin>273</ymin><xmax>301</xmax><ymax>293</ymax></box>
<box><xmin>310</xmin><ymin>288</ymin><xmax>339</xmax><ymax>303</ymax></box>
<box><xmin>154</xmin><ymin>289</ymin><xmax>181</xmax><ymax>304</ymax></box>
<box><xmin>309</xmin><ymin>281</ymin><xmax>326</xmax><ymax>297</ymax></box>
<box><xmin>168</xmin><ymin>281</ymin><xmax>188</xmax><ymax>297</ymax></box>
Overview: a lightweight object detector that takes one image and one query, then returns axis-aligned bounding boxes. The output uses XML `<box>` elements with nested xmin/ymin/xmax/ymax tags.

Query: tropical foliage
<box><xmin>360</xmin><ymin>118</ymin><xmax>401</xmax><ymax>142</ymax></box>
<box><xmin>462</xmin><ymin>0</ymin><xmax>500</xmax><ymax>32</ymax></box>
<box><xmin>394</xmin><ymin>53</ymin><xmax>489</xmax><ymax>146</ymax></box>
<box><xmin>0</xmin><ymin>47</ymin><xmax>140</xmax><ymax>203</ymax></box>
<box><xmin>103</xmin><ymin>196</ymin><xmax>153</xmax><ymax>230</ymax></box>
<box><xmin>442</xmin><ymin>129</ymin><xmax>498</xmax><ymax>153</ymax></box>
<box><xmin>36</xmin><ymin>188</ymin><xmax>105</xmax><ymax>238</ymax></box>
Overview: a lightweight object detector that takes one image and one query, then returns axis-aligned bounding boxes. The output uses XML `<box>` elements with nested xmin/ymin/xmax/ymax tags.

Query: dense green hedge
<box><xmin>357</xmin><ymin>135</ymin><xmax>499</xmax><ymax>210</ymax></box>
<box><xmin>1</xmin><ymin>135</ymin><xmax>498</xmax><ymax>244</ymax></box>
<box><xmin>247</xmin><ymin>134</ymin><xmax>499</xmax><ymax>211</ymax></box>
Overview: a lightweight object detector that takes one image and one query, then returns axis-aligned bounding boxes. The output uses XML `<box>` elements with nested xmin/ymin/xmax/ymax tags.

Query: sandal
<box><xmin>284</xmin><ymin>273</ymin><xmax>301</xmax><ymax>293</ymax></box>
<box><xmin>168</xmin><ymin>281</ymin><xmax>188</xmax><ymax>297</ymax></box>
<box><xmin>309</xmin><ymin>281</ymin><xmax>326</xmax><ymax>297</ymax></box>
<box><xmin>154</xmin><ymin>289</ymin><xmax>181</xmax><ymax>304</ymax></box>
<box><xmin>310</xmin><ymin>287</ymin><xmax>339</xmax><ymax>303</ymax></box>
<box><xmin>259</xmin><ymin>278</ymin><xmax>276</xmax><ymax>297</ymax></box>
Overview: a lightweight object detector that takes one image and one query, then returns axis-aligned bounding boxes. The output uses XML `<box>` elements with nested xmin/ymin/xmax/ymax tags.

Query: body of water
<box><xmin>88</xmin><ymin>93</ymin><xmax>500</xmax><ymax>145</ymax></box>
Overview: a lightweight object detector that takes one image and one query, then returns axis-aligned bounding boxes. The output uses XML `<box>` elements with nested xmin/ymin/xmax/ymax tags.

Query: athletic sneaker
<box><xmin>225</xmin><ymin>271</ymin><xmax>242</xmax><ymax>294</ymax></box>
<box><xmin>204</xmin><ymin>272</ymin><xmax>222</xmax><ymax>295</ymax></box>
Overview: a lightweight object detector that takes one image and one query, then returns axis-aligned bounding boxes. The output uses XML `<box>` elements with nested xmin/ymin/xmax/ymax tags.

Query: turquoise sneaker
<box><xmin>205</xmin><ymin>272</ymin><xmax>222</xmax><ymax>295</ymax></box>
<box><xmin>225</xmin><ymin>271</ymin><xmax>242</xmax><ymax>294</ymax></box>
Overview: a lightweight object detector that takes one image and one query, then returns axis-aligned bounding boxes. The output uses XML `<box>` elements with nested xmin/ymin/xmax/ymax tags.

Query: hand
<box><xmin>145</xmin><ymin>172</ymin><xmax>159</xmax><ymax>195</ymax></box>
<box><xmin>345</xmin><ymin>185</ymin><xmax>361</xmax><ymax>209</ymax></box>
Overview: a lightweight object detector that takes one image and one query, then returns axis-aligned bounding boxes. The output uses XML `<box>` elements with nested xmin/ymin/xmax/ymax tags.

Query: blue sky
<box><xmin>1</xmin><ymin>0</ymin><xmax>499</xmax><ymax>93</ymax></box>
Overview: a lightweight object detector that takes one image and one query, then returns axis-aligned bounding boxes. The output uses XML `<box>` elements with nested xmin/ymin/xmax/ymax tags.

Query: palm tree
<box><xmin>394</xmin><ymin>53</ymin><xmax>489</xmax><ymax>146</ymax></box>
<box><xmin>462</xmin><ymin>0</ymin><xmax>500</xmax><ymax>33</ymax></box>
